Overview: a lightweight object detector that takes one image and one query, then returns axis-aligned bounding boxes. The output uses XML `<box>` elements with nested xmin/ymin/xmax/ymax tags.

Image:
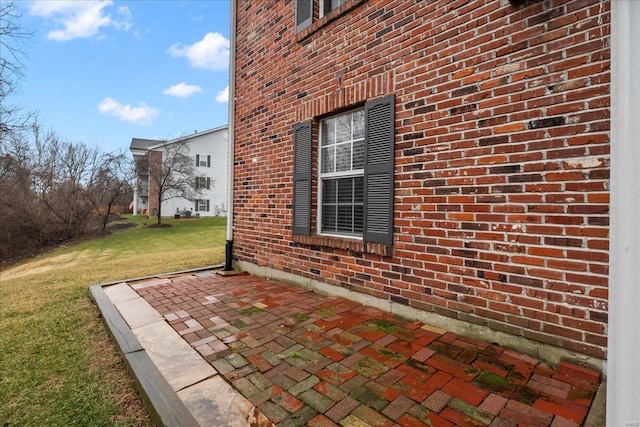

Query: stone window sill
<box><xmin>292</xmin><ymin>233</ymin><xmax>392</xmax><ymax>257</ymax></box>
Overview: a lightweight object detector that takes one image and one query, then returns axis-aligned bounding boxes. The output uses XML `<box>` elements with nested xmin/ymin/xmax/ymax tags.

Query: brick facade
<box><xmin>232</xmin><ymin>0</ymin><xmax>610</xmax><ymax>359</ymax></box>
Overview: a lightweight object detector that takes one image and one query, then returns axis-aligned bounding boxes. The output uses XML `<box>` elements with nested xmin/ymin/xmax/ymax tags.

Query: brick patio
<box><xmin>130</xmin><ymin>271</ymin><xmax>601</xmax><ymax>427</ymax></box>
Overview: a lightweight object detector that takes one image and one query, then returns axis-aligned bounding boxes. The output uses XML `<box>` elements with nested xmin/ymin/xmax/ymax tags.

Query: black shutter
<box><xmin>206</xmin><ymin>177</ymin><xmax>211</xmax><ymax>189</ymax></box>
<box><xmin>195</xmin><ymin>177</ymin><xmax>199</xmax><ymax>189</ymax></box>
<box><xmin>364</xmin><ymin>95</ymin><xmax>395</xmax><ymax>246</ymax></box>
<box><xmin>293</xmin><ymin>121</ymin><xmax>312</xmax><ymax>235</ymax></box>
<box><xmin>296</xmin><ymin>0</ymin><xmax>313</xmax><ymax>33</ymax></box>
<box><xmin>206</xmin><ymin>200</ymin><xmax>210</xmax><ymax>212</ymax></box>
<box><xmin>196</xmin><ymin>154</ymin><xmax>200</xmax><ymax>167</ymax></box>
<box><xmin>207</xmin><ymin>155</ymin><xmax>211</xmax><ymax>167</ymax></box>
<box><xmin>194</xmin><ymin>200</ymin><xmax>199</xmax><ymax>212</ymax></box>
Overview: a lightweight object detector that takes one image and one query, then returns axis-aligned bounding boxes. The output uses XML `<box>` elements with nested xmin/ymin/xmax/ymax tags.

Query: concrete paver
<box><xmin>97</xmin><ymin>268</ymin><xmax>603</xmax><ymax>427</ymax></box>
<box><xmin>133</xmin><ymin>321</ymin><xmax>216</xmax><ymax>392</ymax></box>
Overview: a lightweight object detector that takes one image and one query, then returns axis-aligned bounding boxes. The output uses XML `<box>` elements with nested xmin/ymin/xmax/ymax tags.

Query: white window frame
<box><xmin>197</xmin><ymin>199</ymin><xmax>208</xmax><ymax>211</ymax></box>
<box><xmin>317</xmin><ymin>108</ymin><xmax>365</xmax><ymax>239</ymax></box>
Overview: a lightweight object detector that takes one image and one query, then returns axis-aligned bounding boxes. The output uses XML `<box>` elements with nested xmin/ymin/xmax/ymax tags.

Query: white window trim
<box><xmin>317</xmin><ymin>108</ymin><xmax>365</xmax><ymax>239</ymax></box>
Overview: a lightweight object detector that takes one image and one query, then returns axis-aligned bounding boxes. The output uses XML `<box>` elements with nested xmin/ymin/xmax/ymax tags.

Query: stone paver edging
<box><xmin>90</xmin><ymin>269</ymin><xmax>274</xmax><ymax>427</ymax></box>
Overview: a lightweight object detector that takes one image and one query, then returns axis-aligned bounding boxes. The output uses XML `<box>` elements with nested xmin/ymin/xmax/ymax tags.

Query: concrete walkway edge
<box><xmin>89</xmin><ymin>284</ymin><xmax>200</xmax><ymax>427</ymax></box>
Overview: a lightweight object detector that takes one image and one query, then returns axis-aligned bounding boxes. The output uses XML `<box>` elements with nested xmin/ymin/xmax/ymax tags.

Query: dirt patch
<box><xmin>108</xmin><ymin>222</ymin><xmax>136</xmax><ymax>232</ymax></box>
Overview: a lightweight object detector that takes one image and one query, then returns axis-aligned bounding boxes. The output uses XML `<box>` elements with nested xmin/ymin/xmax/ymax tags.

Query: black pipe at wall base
<box><xmin>223</xmin><ymin>240</ymin><xmax>233</xmax><ymax>271</ymax></box>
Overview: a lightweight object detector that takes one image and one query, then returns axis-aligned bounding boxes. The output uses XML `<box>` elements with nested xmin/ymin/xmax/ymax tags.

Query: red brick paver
<box><xmin>130</xmin><ymin>271</ymin><xmax>601</xmax><ymax>427</ymax></box>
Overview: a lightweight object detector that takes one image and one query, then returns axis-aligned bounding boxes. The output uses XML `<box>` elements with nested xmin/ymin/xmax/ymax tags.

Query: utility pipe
<box><xmin>223</xmin><ymin>0</ymin><xmax>237</xmax><ymax>271</ymax></box>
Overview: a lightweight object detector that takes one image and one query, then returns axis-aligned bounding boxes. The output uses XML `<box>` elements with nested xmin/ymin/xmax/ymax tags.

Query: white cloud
<box><xmin>97</xmin><ymin>97</ymin><xmax>159</xmax><ymax>125</ymax></box>
<box><xmin>215</xmin><ymin>86</ymin><xmax>229</xmax><ymax>103</ymax></box>
<box><xmin>167</xmin><ymin>32</ymin><xmax>229</xmax><ymax>71</ymax></box>
<box><xmin>163</xmin><ymin>82</ymin><xmax>204</xmax><ymax>98</ymax></box>
<box><xmin>29</xmin><ymin>1</ymin><xmax>132</xmax><ymax>41</ymax></box>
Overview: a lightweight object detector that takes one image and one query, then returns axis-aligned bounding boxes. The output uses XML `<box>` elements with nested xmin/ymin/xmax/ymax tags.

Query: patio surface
<box><xmin>96</xmin><ymin>268</ymin><xmax>603</xmax><ymax>427</ymax></box>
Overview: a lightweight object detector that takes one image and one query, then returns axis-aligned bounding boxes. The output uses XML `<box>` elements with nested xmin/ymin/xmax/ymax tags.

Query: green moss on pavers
<box><xmin>513</xmin><ymin>386</ymin><xmax>539</xmax><ymax>405</ymax></box>
<box><xmin>279</xmin><ymin>406</ymin><xmax>318</xmax><ymax>427</ymax></box>
<box><xmin>354</xmin><ymin>358</ymin><xmax>391</xmax><ymax>379</ymax></box>
<box><xmin>350</xmin><ymin>387</ymin><xmax>389</xmax><ymax>412</ymax></box>
<box><xmin>447</xmin><ymin>398</ymin><xmax>494</xmax><ymax>425</ymax></box>
<box><xmin>473</xmin><ymin>371</ymin><xmax>512</xmax><ymax>393</ymax></box>
<box><xmin>316</xmin><ymin>306</ymin><xmax>340</xmax><ymax>316</ymax></box>
<box><xmin>240</xmin><ymin>306</ymin><xmax>264</xmax><ymax>316</ymax></box>
<box><xmin>428</xmin><ymin>341</ymin><xmax>464</xmax><ymax>358</ymax></box>
<box><xmin>294</xmin><ymin>313</ymin><xmax>311</xmax><ymax>322</ymax></box>
<box><xmin>367</xmin><ymin>319</ymin><xmax>398</xmax><ymax>334</ymax></box>
<box><xmin>377</xmin><ymin>347</ymin><xmax>403</xmax><ymax>359</ymax></box>
<box><xmin>405</xmin><ymin>358</ymin><xmax>436</xmax><ymax>376</ymax></box>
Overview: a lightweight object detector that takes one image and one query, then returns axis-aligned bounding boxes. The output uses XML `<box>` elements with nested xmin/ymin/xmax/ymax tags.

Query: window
<box><xmin>293</xmin><ymin>95</ymin><xmax>395</xmax><ymax>245</ymax></box>
<box><xmin>195</xmin><ymin>176</ymin><xmax>210</xmax><ymax>190</ymax></box>
<box><xmin>195</xmin><ymin>199</ymin><xmax>210</xmax><ymax>212</ymax></box>
<box><xmin>321</xmin><ymin>0</ymin><xmax>347</xmax><ymax>16</ymax></box>
<box><xmin>319</xmin><ymin>109</ymin><xmax>365</xmax><ymax>236</ymax></box>
<box><xmin>195</xmin><ymin>154</ymin><xmax>210</xmax><ymax>168</ymax></box>
<box><xmin>295</xmin><ymin>0</ymin><xmax>358</xmax><ymax>33</ymax></box>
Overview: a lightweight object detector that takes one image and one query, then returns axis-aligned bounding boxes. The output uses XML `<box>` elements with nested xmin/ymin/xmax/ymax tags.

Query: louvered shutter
<box><xmin>194</xmin><ymin>200</ymin><xmax>199</xmax><ymax>212</ymax></box>
<box><xmin>195</xmin><ymin>177</ymin><xmax>199</xmax><ymax>189</ymax></box>
<box><xmin>296</xmin><ymin>0</ymin><xmax>313</xmax><ymax>33</ymax></box>
<box><xmin>206</xmin><ymin>200</ymin><xmax>210</xmax><ymax>212</ymax></box>
<box><xmin>206</xmin><ymin>177</ymin><xmax>211</xmax><ymax>189</ymax></box>
<box><xmin>364</xmin><ymin>96</ymin><xmax>395</xmax><ymax>245</ymax></box>
<box><xmin>293</xmin><ymin>121</ymin><xmax>312</xmax><ymax>235</ymax></box>
<box><xmin>196</xmin><ymin>154</ymin><xmax>200</xmax><ymax>167</ymax></box>
<box><xmin>207</xmin><ymin>155</ymin><xmax>211</xmax><ymax>167</ymax></box>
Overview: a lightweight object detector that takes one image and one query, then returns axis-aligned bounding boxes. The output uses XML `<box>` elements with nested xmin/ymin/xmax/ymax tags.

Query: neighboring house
<box><xmin>229</xmin><ymin>1</ymin><xmax>640</xmax><ymax>420</ymax></box>
<box><xmin>130</xmin><ymin>126</ymin><xmax>228</xmax><ymax>217</ymax></box>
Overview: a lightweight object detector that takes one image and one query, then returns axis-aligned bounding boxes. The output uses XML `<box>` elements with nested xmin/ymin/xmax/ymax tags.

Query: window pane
<box><xmin>322</xmin><ymin>118</ymin><xmax>335</xmax><ymax>146</ymax></box>
<box><xmin>354</xmin><ymin>205</ymin><xmax>364</xmax><ymax>232</ymax></box>
<box><xmin>323</xmin><ymin>179</ymin><xmax>337</xmax><ymax>204</ymax></box>
<box><xmin>337</xmin><ymin>205</ymin><xmax>353</xmax><ymax>232</ymax></box>
<box><xmin>353</xmin><ymin>139</ymin><xmax>365</xmax><ymax>169</ymax></box>
<box><xmin>354</xmin><ymin>177</ymin><xmax>364</xmax><ymax>203</ymax></box>
<box><xmin>335</xmin><ymin>115</ymin><xmax>351</xmax><ymax>143</ymax></box>
<box><xmin>321</xmin><ymin>146</ymin><xmax>335</xmax><ymax>173</ymax></box>
<box><xmin>353</xmin><ymin>110</ymin><xmax>364</xmax><ymax>139</ymax></box>
<box><xmin>323</xmin><ymin>205</ymin><xmax>336</xmax><ymax>231</ymax></box>
<box><xmin>337</xmin><ymin>178</ymin><xmax>353</xmax><ymax>203</ymax></box>
<box><xmin>335</xmin><ymin>143</ymin><xmax>350</xmax><ymax>172</ymax></box>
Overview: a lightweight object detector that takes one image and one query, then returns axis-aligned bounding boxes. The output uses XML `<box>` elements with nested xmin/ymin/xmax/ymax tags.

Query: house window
<box><xmin>195</xmin><ymin>154</ymin><xmax>210</xmax><ymax>168</ymax></box>
<box><xmin>293</xmin><ymin>95</ymin><xmax>395</xmax><ymax>246</ymax></box>
<box><xmin>195</xmin><ymin>199</ymin><xmax>210</xmax><ymax>212</ymax></box>
<box><xmin>321</xmin><ymin>0</ymin><xmax>346</xmax><ymax>16</ymax></box>
<box><xmin>296</xmin><ymin>0</ymin><xmax>356</xmax><ymax>33</ymax></box>
<box><xmin>195</xmin><ymin>176</ymin><xmax>210</xmax><ymax>190</ymax></box>
<box><xmin>319</xmin><ymin>109</ymin><xmax>365</xmax><ymax>236</ymax></box>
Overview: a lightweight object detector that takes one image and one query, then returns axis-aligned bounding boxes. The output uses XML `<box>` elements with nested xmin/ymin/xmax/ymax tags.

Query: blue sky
<box><xmin>10</xmin><ymin>0</ymin><xmax>231</xmax><ymax>153</ymax></box>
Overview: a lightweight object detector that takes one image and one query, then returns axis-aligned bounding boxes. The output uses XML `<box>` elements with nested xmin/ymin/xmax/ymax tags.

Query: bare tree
<box><xmin>0</xmin><ymin>1</ymin><xmax>34</xmax><ymax>148</ymax></box>
<box><xmin>87</xmin><ymin>151</ymin><xmax>133</xmax><ymax>231</ymax></box>
<box><xmin>138</xmin><ymin>140</ymin><xmax>200</xmax><ymax>225</ymax></box>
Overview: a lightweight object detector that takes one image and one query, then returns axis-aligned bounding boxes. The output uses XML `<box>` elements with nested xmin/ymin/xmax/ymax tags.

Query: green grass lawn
<box><xmin>0</xmin><ymin>215</ymin><xmax>227</xmax><ymax>426</ymax></box>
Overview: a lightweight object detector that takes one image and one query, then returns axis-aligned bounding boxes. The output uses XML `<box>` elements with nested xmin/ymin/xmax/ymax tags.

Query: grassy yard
<box><xmin>0</xmin><ymin>215</ymin><xmax>227</xmax><ymax>426</ymax></box>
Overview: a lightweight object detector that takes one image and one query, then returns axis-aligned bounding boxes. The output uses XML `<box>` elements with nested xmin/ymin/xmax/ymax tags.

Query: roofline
<box><xmin>146</xmin><ymin>125</ymin><xmax>229</xmax><ymax>150</ymax></box>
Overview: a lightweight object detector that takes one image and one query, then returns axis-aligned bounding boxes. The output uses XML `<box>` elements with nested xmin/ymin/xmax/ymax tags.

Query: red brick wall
<box><xmin>233</xmin><ymin>0</ymin><xmax>610</xmax><ymax>359</ymax></box>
